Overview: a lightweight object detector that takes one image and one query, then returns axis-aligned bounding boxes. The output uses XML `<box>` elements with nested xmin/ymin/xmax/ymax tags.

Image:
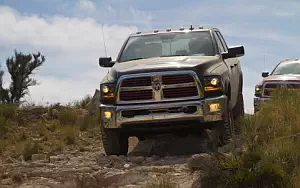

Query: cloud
<box><xmin>0</xmin><ymin>5</ymin><xmax>138</xmax><ymax>105</ymax></box>
<box><xmin>76</xmin><ymin>0</ymin><xmax>96</xmax><ymax>13</ymax></box>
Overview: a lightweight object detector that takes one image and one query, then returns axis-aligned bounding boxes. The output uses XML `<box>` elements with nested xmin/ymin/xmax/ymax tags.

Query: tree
<box><xmin>0</xmin><ymin>50</ymin><xmax>45</xmax><ymax>104</ymax></box>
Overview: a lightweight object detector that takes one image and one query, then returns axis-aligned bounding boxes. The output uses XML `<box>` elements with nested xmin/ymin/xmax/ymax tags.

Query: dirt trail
<box><xmin>0</xmin><ymin>132</ymin><xmax>219</xmax><ymax>188</ymax></box>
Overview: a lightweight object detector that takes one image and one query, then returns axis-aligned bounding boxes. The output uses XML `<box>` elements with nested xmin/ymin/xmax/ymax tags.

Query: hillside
<box><xmin>1</xmin><ymin>87</ymin><xmax>300</xmax><ymax>188</ymax></box>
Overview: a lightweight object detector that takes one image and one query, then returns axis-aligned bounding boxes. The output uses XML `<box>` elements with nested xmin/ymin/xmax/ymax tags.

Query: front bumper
<box><xmin>100</xmin><ymin>95</ymin><xmax>227</xmax><ymax>129</ymax></box>
<box><xmin>254</xmin><ymin>97</ymin><xmax>270</xmax><ymax>113</ymax></box>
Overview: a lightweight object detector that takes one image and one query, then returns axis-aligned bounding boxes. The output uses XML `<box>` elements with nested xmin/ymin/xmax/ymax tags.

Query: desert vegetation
<box><xmin>192</xmin><ymin>88</ymin><xmax>300</xmax><ymax>188</ymax></box>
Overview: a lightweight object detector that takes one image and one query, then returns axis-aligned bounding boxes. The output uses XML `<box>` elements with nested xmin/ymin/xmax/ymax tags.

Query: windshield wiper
<box><xmin>122</xmin><ymin>57</ymin><xmax>144</xmax><ymax>62</ymax></box>
<box><xmin>159</xmin><ymin>54</ymin><xmax>187</xmax><ymax>57</ymax></box>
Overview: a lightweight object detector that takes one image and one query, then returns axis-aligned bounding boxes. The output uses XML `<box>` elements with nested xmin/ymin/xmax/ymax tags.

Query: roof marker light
<box><xmin>154</xmin><ymin>29</ymin><xmax>159</xmax><ymax>33</ymax></box>
<box><xmin>166</xmin><ymin>28</ymin><xmax>171</xmax><ymax>32</ymax></box>
<box><xmin>198</xmin><ymin>26</ymin><xmax>203</xmax><ymax>29</ymax></box>
<box><xmin>179</xmin><ymin>27</ymin><xmax>184</xmax><ymax>31</ymax></box>
<box><xmin>136</xmin><ymin>31</ymin><xmax>141</xmax><ymax>34</ymax></box>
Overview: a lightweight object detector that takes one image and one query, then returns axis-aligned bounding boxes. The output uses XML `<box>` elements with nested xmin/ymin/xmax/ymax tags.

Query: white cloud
<box><xmin>76</xmin><ymin>0</ymin><xmax>96</xmax><ymax>13</ymax></box>
<box><xmin>0</xmin><ymin>5</ymin><xmax>138</xmax><ymax>104</ymax></box>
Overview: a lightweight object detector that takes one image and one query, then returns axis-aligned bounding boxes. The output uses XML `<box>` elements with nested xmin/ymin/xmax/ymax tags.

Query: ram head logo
<box><xmin>152</xmin><ymin>75</ymin><xmax>161</xmax><ymax>91</ymax></box>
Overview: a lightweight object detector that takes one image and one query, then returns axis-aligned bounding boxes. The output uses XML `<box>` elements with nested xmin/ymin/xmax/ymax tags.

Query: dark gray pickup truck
<box><xmin>98</xmin><ymin>26</ymin><xmax>245</xmax><ymax>155</ymax></box>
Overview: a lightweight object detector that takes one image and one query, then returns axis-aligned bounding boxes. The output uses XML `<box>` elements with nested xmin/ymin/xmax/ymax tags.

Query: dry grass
<box><xmin>0</xmin><ymin>99</ymin><xmax>100</xmax><ymax>160</ymax></box>
<box><xmin>199</xmin><ymin>88</ymin><xmax>300</xmax><ymax>188</ymax></box>
<box><xmin>144</xmin><ymin>176</ymin><xmax>179</xmax><ymax>188</ymax></box>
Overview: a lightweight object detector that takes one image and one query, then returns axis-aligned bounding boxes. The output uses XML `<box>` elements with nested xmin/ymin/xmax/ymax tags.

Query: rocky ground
<box><xmin>0</xmin><ymin>130</ymin><xmax>228</xmax><ymax>188</ymax></box>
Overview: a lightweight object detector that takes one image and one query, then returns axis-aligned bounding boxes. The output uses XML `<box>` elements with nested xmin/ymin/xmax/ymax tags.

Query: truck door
<box><xmin>213</xmin><ymin>31</ymin><xmax>238</xmax><ymax>108</ymax></box>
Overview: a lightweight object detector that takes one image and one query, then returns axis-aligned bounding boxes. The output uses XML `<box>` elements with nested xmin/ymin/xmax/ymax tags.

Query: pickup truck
<box><xmin>98</xmin><ymin>26</ymin><xmax>245</xmax><ymax>155</ymax></box>
<box><xmin>254</xmin><ymin>58</ymin><xmax>300</xmax><ymax>113</ymax></box>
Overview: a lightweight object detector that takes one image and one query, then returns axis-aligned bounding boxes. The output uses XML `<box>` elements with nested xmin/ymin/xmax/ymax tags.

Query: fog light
<box><xmin>104</xmin><ymin>111</ymin><xmax>112</xmax><ymax>119</ymax></box>
<box><xmin>209</xmin><ymin>103</ymin><xmax>220</xmax><ymax>111</ymax></box>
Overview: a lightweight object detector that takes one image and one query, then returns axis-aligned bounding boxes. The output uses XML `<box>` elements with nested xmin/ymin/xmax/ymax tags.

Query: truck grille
<box><xmin>117</xmin><ymin>71</ymin><xmax>201</xmax><ymax>104</ymax></box>
<box><xmin>163</xmin><ymin>87</ymin><xmax>198</xmax><ymax>98</ymax></box>
<box><xmin>263</xmin><ymin>82</ymin><xmax>300</xmax><ymax>97</ymax></box>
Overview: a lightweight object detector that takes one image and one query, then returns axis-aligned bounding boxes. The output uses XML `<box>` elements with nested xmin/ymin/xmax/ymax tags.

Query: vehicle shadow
<box><xmin>128</xmin><ymin>130</ymin><xmax>217</xmax><ymax>158</ymax></box>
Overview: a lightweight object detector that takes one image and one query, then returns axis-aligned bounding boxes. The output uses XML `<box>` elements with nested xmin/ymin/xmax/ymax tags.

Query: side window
<box><xmin>214</xmin><ymin>32</ymin><xmax>225</xmax><ymax>53</ymax></box>
<box><xmin>216</xmin><ymin>31</ymin><xmax>228</xmax><ymax>52</ymax></box>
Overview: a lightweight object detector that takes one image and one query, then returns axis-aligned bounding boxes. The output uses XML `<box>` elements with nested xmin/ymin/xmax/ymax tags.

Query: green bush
<box><xmin>200</xmin><ymin>88</ymin><xmax>300</xmax><ymax>188</ymax></box>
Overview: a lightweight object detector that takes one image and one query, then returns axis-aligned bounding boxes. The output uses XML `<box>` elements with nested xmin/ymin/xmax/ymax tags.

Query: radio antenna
<box><xmin>101</xmin><ymin>24</ymin><xmax>109</xmax><ymax>74</ymax></box>
<box><xmin>264</xmin><ymin>53</ymin><xmax>266</xmax><ymax>71</ymax></box>
<box><xmin>101</xmin><ymin>24</ymin><xmax>108</xmax><ymax>57</ymax></box>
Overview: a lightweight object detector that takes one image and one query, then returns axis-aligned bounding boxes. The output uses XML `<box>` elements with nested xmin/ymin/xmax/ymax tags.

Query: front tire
<box><xmin>233</xmin><ymin>92</ymin><xmax>244</xmax><ymax>134</ymax></box>
<box><xmin>101</xmin><ymin>127</ymin><xmax>129</xmax><ymax>156</ymax></box>
<box><xmin>216</xmin><ymin>98</ymin><xmax>235</xmax><ymax>147</ymax></box>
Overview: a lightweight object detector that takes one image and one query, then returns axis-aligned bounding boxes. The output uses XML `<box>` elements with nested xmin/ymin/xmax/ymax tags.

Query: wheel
<box><xmin>216</xmin><ymin>98</ymin><xmax>235</xmax><ymax>147</ymax></box>
<box><xmin>233</xmin><ymin>92</ymin><xmax>244</xmax><ymax>134</ymax></box>
<box><xmin>101</xmin><ymin>127</ymin><xmax>129</xmax><ymax>156</ymax></box>
<box><xmin>233</xmin><ymin>92</ymin><xmax>244</xmax><ymax>120</ymax></box>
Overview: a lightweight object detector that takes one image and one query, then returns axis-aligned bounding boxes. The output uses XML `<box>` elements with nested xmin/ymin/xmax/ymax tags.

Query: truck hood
<box><xmin>105</xmin><ymin>56</ymin><xmax>222</xmax><ymax>83</ymax></box>
<box><xmin>262</xmin><ymin>74</ymin><xmax>300</xmax><ymax>83</ymax></box>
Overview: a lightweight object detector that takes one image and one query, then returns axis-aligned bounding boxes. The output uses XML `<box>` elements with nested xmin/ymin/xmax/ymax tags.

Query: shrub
<box><xmin>58</xmin><ymin>108</ymin><xmax>77</xmax><ymax>126</ymax></box>
<box><xmin>74</xmin><ymin>95</ymin><xmax>91</xmax><ymax>109</ymax></box>
<box><xmin>22</xmin><ymin>140</ymin><xmax>41</xmax><ymax>161</ymax></box>
<box><xmin>0</xmin><ymin>104</ymin><xmax>17</xmax><ymax>120</ymax></box>
<box><xmin>200</xmin><ymin>88</ymin><xmax>300</xmax><ymax>188</ymax></box>
<box><xmin>60</xmin><ymin>126</ymin><xmax>77</xmax><ymax>145</ymax></box>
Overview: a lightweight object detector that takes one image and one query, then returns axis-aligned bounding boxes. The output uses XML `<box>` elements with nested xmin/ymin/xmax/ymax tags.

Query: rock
<box><xmin>12</xmin><ymin>172</ymin><xmax>23</xmax><ymax>183</ymax></box>
<box><xmin>1</xmin><ymin>172</ymin><xmax>9</xmax><ymax>179</ymax></box>
<box><xmin>130</xmin><ymin>156</ymin><xmax>145</xmax><ymax>164</ymax></box>
<box><xmin>109</xmin><ymin>155</ymin><xmax>125</xmax><ymax>164</ymax></box>
<box><xmin>51</xmin><ymin>109</ymin><xmax>59</xmax><ymax>119</ymax></box>
<box><xmin>96</xmin><ymin>155</ymin><xmax>111</xmax><ymax>166</ymax></box>
<box><xmin>187</xmin><ymin>153</ymin><xmax>222</xmax><ymax>172</ymax></box>
<box><xmin>123</xmin><ymin>164</ymin><xmax>130</xmax><ymax>169</ymax></box>
<box><xmin>31</xmin><ymin>154</ymin><xmax>48</xmax><ymax>162</ymax></box>
<box><xmin>49</xmin><ymin>156</ymin><xmax>63</xmax><ymax>163</ymax></box>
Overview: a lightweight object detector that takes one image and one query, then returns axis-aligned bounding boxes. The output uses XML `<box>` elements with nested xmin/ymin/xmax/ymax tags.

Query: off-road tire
<box><xmin>217</xmin><ymin>99</ymin><xmax>235</xmax><ymax>147</ymax></box>
<box><xmin>233</xmin><ymin>92</ymin><xmax>244</xmax><ymax>134</ymax></box>
<box><xmin>233</xmin><ymin>92</ymin><xmax>245</xmax><ymax>119</ymax></box>
<box><xmin>101</xmin><ymin>128</ymin><xmax>129</xmax><ymax>156</ymax></box>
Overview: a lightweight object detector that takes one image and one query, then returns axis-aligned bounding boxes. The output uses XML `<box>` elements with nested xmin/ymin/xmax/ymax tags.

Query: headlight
<box><xmin>255</xmin><ymin>85</ymin><xmax>262</xmax><ymax>97</ymax></box>
<box><xmin>100</xmin><ymin>83</ymin><xmax>116</xmax><ymax>104</ymax></box>
<box><xmin>202</xmin><ymin>77</ymin><xmax>223</xmax><ymax>91</ymax></box>
<box><xmin>201</xmin><ymin>76</ymin><xmax>224</xmax><ymax>97</ymax></box>
<box><xmin>102</xmin><ymin>85</ymin><xmax>109</xmax><ymax>93</ymax></box>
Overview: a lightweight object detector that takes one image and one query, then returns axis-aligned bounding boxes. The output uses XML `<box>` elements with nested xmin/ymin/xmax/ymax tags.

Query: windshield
<box><xmin>272</xmin><ymin>62</ymin><xmax>300</xmax><ymax>75</ymax></box>
<box><xmin>118</xmin><ymin>31</ymin><xmax>215</xmax><ymax>62</ymax></box>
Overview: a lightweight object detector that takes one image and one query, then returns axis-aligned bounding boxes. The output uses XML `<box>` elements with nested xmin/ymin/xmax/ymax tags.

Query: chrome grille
<box><xmin>262</xmin><ymin>82</ymin><xmax>300</xmax><ymax>97</ymax></box>
<box><xmin>117</xmin><ymin>71</ymin><xmax>202</xmax><ymax>104</ymax></box>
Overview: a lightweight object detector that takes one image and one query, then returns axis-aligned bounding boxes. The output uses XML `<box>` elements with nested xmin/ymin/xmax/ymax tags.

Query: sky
<box><xmin>0</xmin><ymin>0</ymin><xmax>300</xmax><ymax>113</ymax></box>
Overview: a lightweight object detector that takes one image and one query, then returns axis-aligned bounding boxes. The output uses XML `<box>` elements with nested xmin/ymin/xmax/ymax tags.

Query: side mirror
<box><xmin>262</xmin><ymin>71</ymin><xmax>269</xmax><ymax>78</ymax></box>
<box><xmin>99</xmin><ymin>57</ymin><xmax>115</xmax><ymax>67</ymax></box>
<box><xmin>222</xmin><ymin>45</ymin><xmax>245</xmax><ymax>59</ymax></box>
